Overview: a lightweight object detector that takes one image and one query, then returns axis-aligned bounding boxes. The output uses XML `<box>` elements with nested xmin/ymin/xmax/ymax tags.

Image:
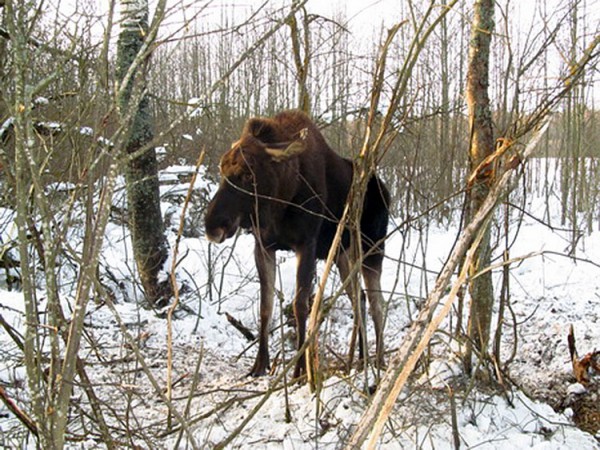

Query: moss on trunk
<box><xmin>116</xmin><ymin>2</ymin><xmax>169</xmax><ymax>308</ymax></box>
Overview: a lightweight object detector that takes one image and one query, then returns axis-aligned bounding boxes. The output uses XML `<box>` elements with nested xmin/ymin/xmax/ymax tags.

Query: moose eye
<box><xmin>241</xmin><ymin>172</ymin><xmax>253</xmax><ymax>183</ymax></box>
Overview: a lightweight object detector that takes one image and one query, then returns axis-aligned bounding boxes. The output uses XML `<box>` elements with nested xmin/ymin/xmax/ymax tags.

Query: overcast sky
<box><xmin>55</xmin><ymin>0</ymin><xmax>598</xmax><ymax>47</ymax></box>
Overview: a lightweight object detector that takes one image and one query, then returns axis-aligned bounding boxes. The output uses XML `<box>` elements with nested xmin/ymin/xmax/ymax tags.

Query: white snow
<box><xmin>97</xmin><ymin>135</ymin><xmax>114</xmax><ymax>147</ymax></box>
<box><xmin>79</xmin><ymin>126</ymin><xmax>94</xmax><ymax>136</ymax></box>
<box><xmin>187</xmin><ymin>97</ymin><xmax>204</xmax><ymax>118</ymax></box>
<box><xmin>33</xmin><ymin>96</ymin><xmax>49</xmax><ymax>106</ymax></box>
<box><xmin>0</xmin><ymin>117</ymin><xmax>14</xmax><ymax>139</ymax></box>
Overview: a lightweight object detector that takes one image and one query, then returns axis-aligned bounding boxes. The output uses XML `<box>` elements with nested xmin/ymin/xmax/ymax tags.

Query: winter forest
<box><xmin>0</xmin><ymin>0</ymin><xmax>599</xmax><ymax>448</ymax></box>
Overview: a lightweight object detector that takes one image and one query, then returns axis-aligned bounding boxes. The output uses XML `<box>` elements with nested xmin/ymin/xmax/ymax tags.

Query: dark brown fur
<box><xmin>205</xmin><ymin>110</ymin><xmax>390</xmax><ymax>377</ymax></box>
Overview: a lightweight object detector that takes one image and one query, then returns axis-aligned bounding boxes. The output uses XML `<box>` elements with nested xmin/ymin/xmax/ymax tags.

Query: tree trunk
<box><xmin>464</xmin><ymin>0</ymin><xmax>495</xmax><ymax>373</ymax></box>
<box><xmin>288</xmin><ymin>7</ymin><xmax>311</xmax><ymax>113</ymax></box>
<box><xmin>116</xmin><ymin>0</ymin><xmax>168</xmax><ymax>308</ymax></box>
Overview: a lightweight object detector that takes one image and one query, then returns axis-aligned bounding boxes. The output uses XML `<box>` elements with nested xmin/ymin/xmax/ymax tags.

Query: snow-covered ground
<box><xmin>0</xmin><ymin>161</ymin><xmax>598</xmax><ymax>449</ymax></box>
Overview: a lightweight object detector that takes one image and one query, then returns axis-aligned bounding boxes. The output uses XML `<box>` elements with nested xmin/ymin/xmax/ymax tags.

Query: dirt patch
<box><xmin>570</xmin><ymin>386</ymin><xmax>600</xmax><ymax>436</ymax></box>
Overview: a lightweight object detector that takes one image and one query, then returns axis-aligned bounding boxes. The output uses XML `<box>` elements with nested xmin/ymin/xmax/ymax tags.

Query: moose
<box><xmin>204</xmin><ymin>110</ymin><xmax>390</xmax><ymax>378</ymax></box>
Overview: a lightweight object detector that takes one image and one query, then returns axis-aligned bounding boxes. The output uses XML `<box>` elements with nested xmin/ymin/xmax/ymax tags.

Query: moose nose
<box><xmin>206</xmin><ymin>227</ymin><xmax>226</xmax><ymax>244</ymax></box>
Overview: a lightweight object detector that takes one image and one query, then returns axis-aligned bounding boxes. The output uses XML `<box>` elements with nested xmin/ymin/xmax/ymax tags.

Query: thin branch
<box><xmin>167</xmin><ymin>149</ymin><xmax>205</xmax><ymax>425</ymax></box>
<box><xmin>0</xmin><ymin>386</ymin><xmax>38</xmax><ymax>436</ymax></box>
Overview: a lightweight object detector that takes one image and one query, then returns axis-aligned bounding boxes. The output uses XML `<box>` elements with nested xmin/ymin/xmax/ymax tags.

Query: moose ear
<box><xmin>265</xmin><ymin>128</ymin><xmax>308</xmax><ymax>162</ymax></box>
<box><xmin>246</xmin><ymin>118</ymin><xmax>277</xmax><ymax>142</ymax></box>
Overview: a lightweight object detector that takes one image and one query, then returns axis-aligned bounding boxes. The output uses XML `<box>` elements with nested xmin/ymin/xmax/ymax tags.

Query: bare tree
<box><xmin>288</xmin><ymin>5</ymin><xmax>311</xmax><ymax>112</ymax></box>
<box><xmin>2</xmin><ymin>1</ymin><xmax>116</xmax><ymax>447</ymax></box>
<box><xmin>463</xmin><ymin>0</ymin><xmax>495</xmax><ymax>374</ymax></box>
<box><xmin>116</xmin><ymin>0</ymin><xmax>169</xmax><ymax>308</ymax></box>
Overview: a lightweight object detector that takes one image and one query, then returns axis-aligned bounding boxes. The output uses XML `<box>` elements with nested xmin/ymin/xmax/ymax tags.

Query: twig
<box><xmin>448</xmin><ymin>386</ymin><xmax>460</xmax><ymax>450</ymax></box>
<box><xmin>225</xmin><ymin>312</ymin><xmax>256</xmax><ymax>342</ymax></box>
<box><xmin>174</xmin><ymin>343</ymin><xmax>204</xmax><ymax>449</ymax></box>
<box><xmin>0</xmin><ymin>385</ymin><xmax>38</xmax><ymax>436</ymax></box>
<box><xmin>0</xmin><ymin>312</ymin><xmax>24</xmax><ymax>351</ymax></box>
<box><xmin>167</xmin><ymin>148</ymin><xmax>206</xmax><ymax>428</ymax></box>
<box><xmin>98</xmin><ymin>278</ymin><xmax>200</xmax><ymax>449</ymax></box>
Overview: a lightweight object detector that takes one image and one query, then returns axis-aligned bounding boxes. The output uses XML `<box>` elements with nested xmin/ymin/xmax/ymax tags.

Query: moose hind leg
<box><xmin>336</xmin><ymin>250</ymin><xmax>368</xmax><ymax>369</ymax></box>
<box><xmin>362</xmin><ymin>256</ymin><xmax>385</xmax><ymax>368</ymax></box>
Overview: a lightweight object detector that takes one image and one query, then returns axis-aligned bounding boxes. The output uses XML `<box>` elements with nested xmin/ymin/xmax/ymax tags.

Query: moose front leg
<box><xmin>293</xmin><ymin>243</ymin><xmax>317</xmax><ymax>379</ymax></box>
<box><xmin>249</xmin><ymin>243</ymin><xmax>276</xmax><ymax>377</ymax></box>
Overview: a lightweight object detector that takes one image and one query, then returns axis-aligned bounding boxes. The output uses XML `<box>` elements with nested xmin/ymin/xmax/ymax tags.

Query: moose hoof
<box><xmin>248</xmin><ymin>360</ymin><xmax>270</xmax><ymax>377</ymax></box>
<box><xmin>292</xmin><ymin>360</ymin><xmax>308</xmax><ymax>381</ymax></box>
<box><xmin>248</xmin><ymin>367</ymin><xmax>268</xmax><ymax>377</ymax></box>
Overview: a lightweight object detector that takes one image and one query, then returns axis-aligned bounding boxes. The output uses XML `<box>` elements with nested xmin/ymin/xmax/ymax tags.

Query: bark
<box><xmin>116</xmin><ymin>0</ymin><xmax>168</xmax><ymax>308</ymax></box>
<box><xmin>464</xmin><ymin>0</ymin><xmax>495</xmax><ymax>370</ymax></box>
